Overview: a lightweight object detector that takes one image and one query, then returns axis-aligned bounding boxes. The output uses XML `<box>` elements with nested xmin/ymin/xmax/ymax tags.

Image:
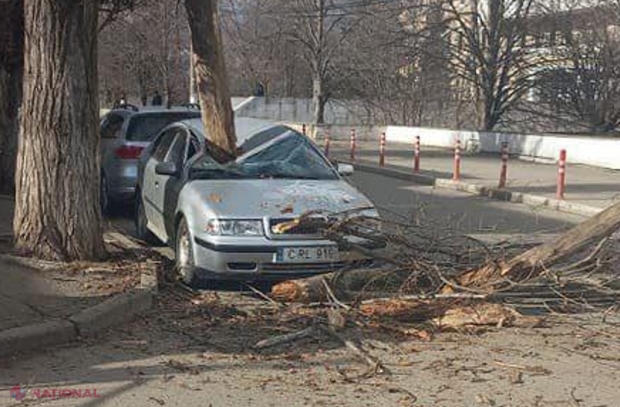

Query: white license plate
<box><xmin>276</xmin><ymin>246</ymin><xmax>339</xmax><ymax>263</ymax></box>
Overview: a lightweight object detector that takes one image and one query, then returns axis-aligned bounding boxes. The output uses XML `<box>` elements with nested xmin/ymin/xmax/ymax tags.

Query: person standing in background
<box><xmin>152</xmin><ymin>91</ymin><xmax>162</xmax><ymax>106</ymax></box>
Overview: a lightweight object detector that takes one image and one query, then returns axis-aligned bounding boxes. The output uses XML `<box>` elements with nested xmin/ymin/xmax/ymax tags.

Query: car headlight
<box><xmin>206</xmin><ymin>219</ymin><xmax>264</xmax><ymax>236</ymax></box>
<box><xmin>354</xmin><ymin>208</ymin><xmax>380</xmax><ymax>219</ymax></box>
<box><xmin>346</xmin><ymin>208</ymin><xmax>382</xmax><ymax>232</ymax></box>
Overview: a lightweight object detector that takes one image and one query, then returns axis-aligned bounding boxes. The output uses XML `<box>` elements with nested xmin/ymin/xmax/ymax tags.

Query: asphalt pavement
<box><xmin>331</xmin><ymin>140</ymin><xmax>620</xmax><ymax>210</ymax></box>
<box><xmin>348</xmin><ymin>170</ymin><xmax>583</xmax><ymax>234</ymax></box>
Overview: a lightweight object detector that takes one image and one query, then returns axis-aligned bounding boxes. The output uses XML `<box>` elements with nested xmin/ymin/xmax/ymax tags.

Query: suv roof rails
<box><xmin>114</xmin><ymin>103</ymin><xmax>140</xmax><ymax>112</ymax></box>
<box><xmin>178</xmin><ymin>103</ymin><xmax>201</xmax><ymax>110</ymax></box>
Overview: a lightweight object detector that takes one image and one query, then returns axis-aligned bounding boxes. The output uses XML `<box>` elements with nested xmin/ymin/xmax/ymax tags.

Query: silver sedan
<box><xmin>135</xmin><ymin>118</ymin><xmax>380</xmax><ymax>285</ymax></box>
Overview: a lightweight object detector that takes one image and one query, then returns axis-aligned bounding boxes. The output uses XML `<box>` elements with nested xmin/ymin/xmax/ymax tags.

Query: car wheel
<box><xmin>135</xmin><ymin>193</ymin><xmax>157</xmax><ymax>244</ymax></box>
<box><xmin>176</xmin><ymin>217</ymin><xmax>196</xmax><ymax>286</ymax></box>
<box><xmin>100</xmin><ymin>174</ymin><xmax>113</xmax><ymax>215</ymax></box>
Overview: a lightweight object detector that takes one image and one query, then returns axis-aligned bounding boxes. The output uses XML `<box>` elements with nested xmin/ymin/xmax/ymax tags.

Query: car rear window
<box><xmin>125</xmin><ymin>112</ymin><xmax>200</xmax><ymax>141</ymax></box>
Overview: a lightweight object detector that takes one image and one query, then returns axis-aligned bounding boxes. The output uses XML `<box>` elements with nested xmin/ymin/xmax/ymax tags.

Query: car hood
<box><xmin>184</xmin><ymin>179</ymin><xmax>375</xmax><ymax>218</ymax></box>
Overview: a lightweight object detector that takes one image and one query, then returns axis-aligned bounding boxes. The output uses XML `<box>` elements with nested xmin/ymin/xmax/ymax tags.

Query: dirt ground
<box><xmin>1</xmin><ymin>285</ymin><xmax>619</xmax><ymax>407</ymax></box>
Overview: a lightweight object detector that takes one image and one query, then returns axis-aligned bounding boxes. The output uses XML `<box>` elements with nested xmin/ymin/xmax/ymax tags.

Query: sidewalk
<box><xmin>0</xmin><ymin>195</ymin><xmax>154</xmax><ymax>357</ymax></box>
<box><xmin>331</xmin><ymin>140</ymin><xmax>620</xmax><ymax>211</ymax></box>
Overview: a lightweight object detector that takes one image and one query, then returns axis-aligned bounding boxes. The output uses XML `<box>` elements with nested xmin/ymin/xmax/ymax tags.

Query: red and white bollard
<box><xmin>453</xmin><ymin>139</ymin><xmax>461</xmax><ymax>181</ymax></box>
<box><xmin>324</xmin><ymin>128</ymin><xmax>331</xmax><ymax>157</ymax></box>
<box><xmin>302</xmin><ymin>123</ymin><xmax>307</xmax><ymax>136</ymax></box>
<box><xmin>350</xmin><ymin>128</ymin><xmax>357</xmax><ymax>161</ymax></box>
<box><xmin>414</xmin><ymin>135</ymin><xmax>421</xmax><ymax>173</ymax></box>
<box><xmin>498</xmin><ymin>142</ymin><xmax>509</xmax><ymax>189</ymax></box>
<box><xmin>379</xmin><ymin>132</ymin><xmax>386</xmax><ymax>167</ymax></box>
<box><xmin>557</xmin><ymin>149</ymin><xmax>567</xmax><ymax>200</ymax></box>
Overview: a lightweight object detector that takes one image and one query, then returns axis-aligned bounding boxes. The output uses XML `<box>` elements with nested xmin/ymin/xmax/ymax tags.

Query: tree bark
<box><xmin>312</xmin><ymin>0</ymin><xmax>326</xmax><ymax>126</ymax></box>
<box><xmin>14</xmin><ymin>0</ymin><xmax>105</xmax><ymax>261</ymax></box>
<box><xmin>312</xmin><ymin>77</ymin><xmax>326</xmax><ymax>125</ymax></box>
<box><xmin>271</xmin><ymin>267</ymin><xmax>397</xmax><ymax>303</ymax></box>
<box><xmin>185</xmin><ymin>0</ymin><xmax>236</xmax><ymax>162</ymax></box>
<box><xmin>0</xmin><ymin>0</ymin><xmax>23</xmax><ymax>194</ymax></box>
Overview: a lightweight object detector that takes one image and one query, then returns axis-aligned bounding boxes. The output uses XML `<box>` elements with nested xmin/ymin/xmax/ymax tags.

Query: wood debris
<box><xmin>253</xmin><ymin>327</ymin><xmax>315</xmax><ymax>350</ymax></box>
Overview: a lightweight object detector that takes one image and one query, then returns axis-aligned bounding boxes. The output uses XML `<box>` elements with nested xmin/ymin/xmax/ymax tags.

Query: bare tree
<box><xmin>220</xmin><ymin>0</ymin><xmax>311</xmax><ymax>98</ymax></box>
<box><xmin>99</xmin><ymin>0</ymin><xmax>145</xmax><ymax>32</ymax></box>
<box><xmin>14</xmin><ymin>0</ymin><xmax>104</xmax><ymax>261</ymax></box>
<box><xmin>99</xmin><ymin>0</ymin><xmax>190</xmax><ymax>107</ymax></box>
<box><xmin>185</xmin><ymin>0</ymin><xmax>237</xmax><ymax>161</ymax></box>
<box><xmin>426</xmin><ymin>0</ymin><xmax>539</xmax><ymax>131</ymax></box>
<box><xmin>257</xmin><ymin>0</ymin><xmax>373</xmax><ymax>125</ymax></box>
<box><xmin>535</xmin><ymin>1</ymin><xmax>620</xmax><ymax>132</ymax></box>
<box><xmin>333</xmin><ymin>1</ymin><xmax>434</xmax><ymax>126</ymax></box>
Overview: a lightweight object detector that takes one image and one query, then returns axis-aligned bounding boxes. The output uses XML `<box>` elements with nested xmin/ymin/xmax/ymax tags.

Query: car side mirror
<box><xmin>155</xmin><ymin>162</ymin><xmax>179</xmax><ymax>177</ymax></box>
<box><xmin>337</xmin><ymin>163</ymin><xmax>354</xmax><ymax>176</ymax></box>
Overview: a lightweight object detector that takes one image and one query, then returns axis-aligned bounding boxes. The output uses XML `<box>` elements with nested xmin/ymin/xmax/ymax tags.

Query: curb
<box><xmin>0</xmin><ymin>236</ymin><xmax>158</xmax><ymax>358</ymax></box>
<box><xmin>0</xmin><ymin>320</ymin><xmax>77</xmax><ymax>356</ymax></box>
<box><xmin>340</xmin><ymin>159</ymin><xmax>603</xmax><ymax>218</ymax></box>
<box><xmin>69</xmin><ymin>289</ymin><xmax>153</xmax><ymax>338</ymax></box>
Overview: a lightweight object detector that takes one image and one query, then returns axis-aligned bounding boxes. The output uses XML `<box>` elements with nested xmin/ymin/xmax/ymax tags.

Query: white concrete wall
<box><xmin>233</xmin><ymin>96</ymin><xmax>620</xmax><ymax>170</ymax></box>
<box><xmin>386</xmin><ymin>125</ymin><xmax>620</xmax><ymax>170</ymax></box>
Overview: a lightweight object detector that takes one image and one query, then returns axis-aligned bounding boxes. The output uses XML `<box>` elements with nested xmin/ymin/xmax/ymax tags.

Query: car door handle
<box><xmin>155</xmin><ymin>181</ymin><xmax>160</xmax><ymax>188</ymax></box>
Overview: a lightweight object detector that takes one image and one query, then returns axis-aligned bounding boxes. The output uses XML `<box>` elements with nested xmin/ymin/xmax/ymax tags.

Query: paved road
<box><xmin>331</xmin><ymin>140</ymin><xmax>620</xmax><ymax>210</ymax></box>
<box><xmin>348</xmin><ymin>170</ymin><xmax>583</xmax><ymax>235</ymax></box>
<box><xmin>0</xmin><ymin>170</ymin><xmax>594</xmax><ymax>407</ymax></box>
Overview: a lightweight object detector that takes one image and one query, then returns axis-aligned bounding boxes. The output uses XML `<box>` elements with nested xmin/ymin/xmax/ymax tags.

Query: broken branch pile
<box><xmin>271</xmin><ymin>203</ymin><xmax>620</xmax><ymax>323</ymax></box>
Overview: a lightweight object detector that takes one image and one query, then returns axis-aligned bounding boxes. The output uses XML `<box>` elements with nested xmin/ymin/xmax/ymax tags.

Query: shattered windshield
<box><xmin>190</xmin><ymin>130</ymin><xmax>338</xmax><ymax>180</ymax></box>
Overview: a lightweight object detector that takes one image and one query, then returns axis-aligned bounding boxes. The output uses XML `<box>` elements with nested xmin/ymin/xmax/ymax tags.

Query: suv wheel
<box><xmin>176</xmin><ymin>217</ymin><xmax>196</xmax><ymax>285</ymax></box>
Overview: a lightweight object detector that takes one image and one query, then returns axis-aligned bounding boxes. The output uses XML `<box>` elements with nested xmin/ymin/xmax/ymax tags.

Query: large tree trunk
<box><xmin>14</xmin><ymin>0</ymin><xmax>104</xmax><ymax>261</ymax></box>
<box><xmin>185</xmin><ymin>0</ymin><xmax>236</xmax><ymax>162</ymax></box>
<box><xmin>312</xmin><ymin>77</ymin><xmax>326</xmax><ymax>125</ymax></box>
<box><xmin>0</xmin><ymin>0</ymin><xmax>23</xmax><ymax>194</ymax></box>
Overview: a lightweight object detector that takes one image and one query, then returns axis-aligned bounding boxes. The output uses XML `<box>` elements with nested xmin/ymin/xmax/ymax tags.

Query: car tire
<box><xmin>135</xmin><ymin>193</ymin><xmax>158</xmax><ymax>244</ymax></box>
<box><xmin>175</xmin><ymin>217</ymin><xmax>196</xmax><ymax>286</ymax></box>
<box><xmin>100</xmin><ymin>174</ymin><xmax>113</xmax><ymax>215</ymax></box>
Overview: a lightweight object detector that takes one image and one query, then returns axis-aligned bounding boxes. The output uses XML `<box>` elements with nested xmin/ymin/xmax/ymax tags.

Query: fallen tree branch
<box><xmin>450</xmin><ymin>201</ymin><xmax>620</xmax><ymax>292</ymax></box>
<box><xmin>252</xmin><ymin>327</ymin><xmax>316</xmax><ymax>350</ymax></box>
<box><xmin>319</xmin><ymin>325</ymin><xmax>391</xmax><ymax>375</ymax></box>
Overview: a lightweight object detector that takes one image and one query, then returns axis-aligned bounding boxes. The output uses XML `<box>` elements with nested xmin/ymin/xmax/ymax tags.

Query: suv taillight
<box><xmin>115</xmin><ymin>145</ymin><xmax>144</xmax><ymax>159</ymax></box>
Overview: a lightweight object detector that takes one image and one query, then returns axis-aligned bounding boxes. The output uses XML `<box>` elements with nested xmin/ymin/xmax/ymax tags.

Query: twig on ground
<box><xmin>245</xmin><ymin>283</ymin><xmax>286</xmax><ymax>308</ymax></box>
<box><xmin>319</xmin><ymin>325</ymin><xmax>391</xmax><ymax>376</ymax></box>
<box><xmin>252</xmin><ymin>327</ymin><xmax>316</xmax><ymax>350</ymax></box>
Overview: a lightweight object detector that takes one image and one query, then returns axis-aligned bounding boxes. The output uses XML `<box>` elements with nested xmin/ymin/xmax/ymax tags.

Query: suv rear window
<box><xmin>125</xmin><ymin>112</ymin><xmax>200</xmax><ymax>141</ymax></box>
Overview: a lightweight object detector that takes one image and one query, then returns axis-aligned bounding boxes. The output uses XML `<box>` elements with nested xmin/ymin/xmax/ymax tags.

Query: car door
<box><xmin>142</xmin><ymin>128</ymin><xmax>179</xmax><ymax>240</ymax></box>
<box><xmin>161</xmin><ymin>130</ymin><xmax>201</xmax><ymax>239</ymax></box>
<box><xmin>149</xmin><ymin>129</ymin><xmax>188</xmax><ymax>242</ymax></box>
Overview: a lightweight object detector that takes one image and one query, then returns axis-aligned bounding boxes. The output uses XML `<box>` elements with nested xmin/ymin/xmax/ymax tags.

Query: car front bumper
<box><xmin>191</xmin><ymin>236</ymin><xmax>381</xmax><ymax>281</ymax></box>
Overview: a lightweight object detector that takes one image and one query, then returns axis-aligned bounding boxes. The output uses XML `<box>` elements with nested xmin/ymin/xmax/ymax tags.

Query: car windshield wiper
<box><xmin>259</xmin><ymin>172</ymin><xmax>321</xmax><ymax>180</ymax></box>
<box><xmin>190</xmin><ymin>167</ymin><xmax>246</xmax><ymax>179</ymax></box>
